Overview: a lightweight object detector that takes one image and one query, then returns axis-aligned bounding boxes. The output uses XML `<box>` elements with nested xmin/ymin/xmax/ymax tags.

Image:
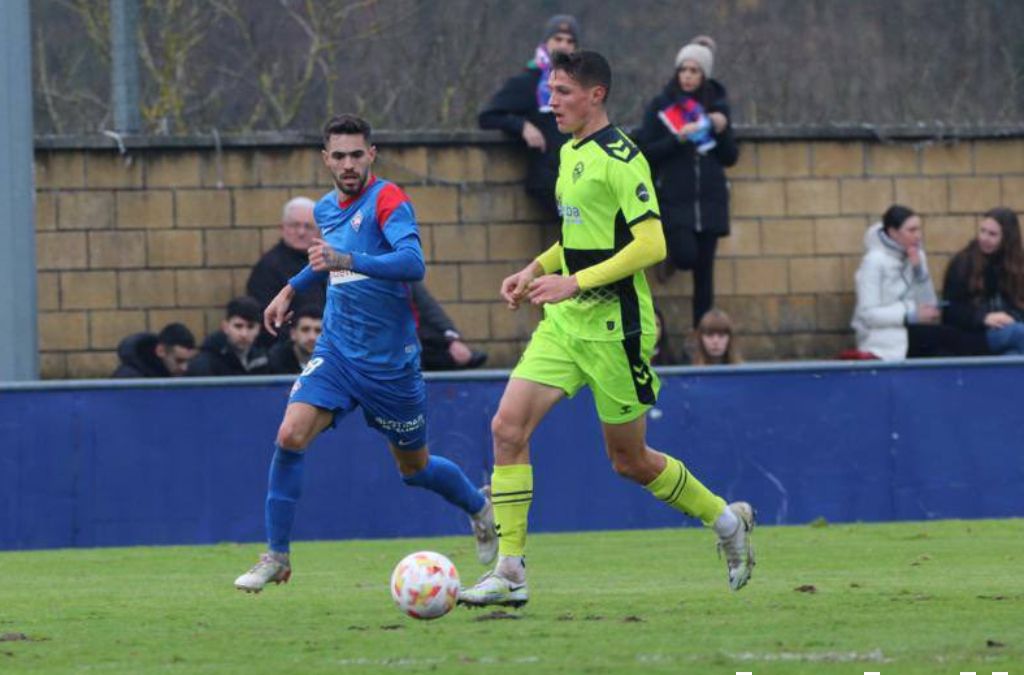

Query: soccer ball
<box><xmin>390</xmin><ymin>551</ymin><xmax>460</xmax><ymax>620</ymax></box>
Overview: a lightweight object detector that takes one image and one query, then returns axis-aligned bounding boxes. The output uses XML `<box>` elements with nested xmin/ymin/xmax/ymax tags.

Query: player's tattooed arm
<box><xmin>322</xmin><ymin>247</ymin><xmax>353</xmax><ymax>271</ymax></box>
<box><xmin>309</xmin><ymin>237</ymin><xmax>352</xmax><ymax>272</ymax></box>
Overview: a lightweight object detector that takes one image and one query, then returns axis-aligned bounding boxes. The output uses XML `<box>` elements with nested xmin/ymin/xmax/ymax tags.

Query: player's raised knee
<box><xmin>276</xmin><ymin>421</ymin><xmax>313</xmax><ymax>451</ymax></box>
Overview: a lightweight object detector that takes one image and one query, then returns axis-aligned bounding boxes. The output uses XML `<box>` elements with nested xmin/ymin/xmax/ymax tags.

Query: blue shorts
<box><xmin>288</xmin><ymin>348</ymin><xmax>427</xmax><ymax>450</ymax></box>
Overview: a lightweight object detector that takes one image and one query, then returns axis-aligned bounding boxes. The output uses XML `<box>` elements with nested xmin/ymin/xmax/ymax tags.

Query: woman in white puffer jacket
<box><xmin>851</xmin><ymin>205</ymin><xmax>984</xmax><ymax>360</ymax></box>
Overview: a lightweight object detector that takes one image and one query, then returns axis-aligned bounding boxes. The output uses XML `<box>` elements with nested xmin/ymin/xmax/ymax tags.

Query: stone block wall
<box><xmin>32</xmin><ymin>131</ymin><xmax>1024</xmax><ymax>377</ymax></box>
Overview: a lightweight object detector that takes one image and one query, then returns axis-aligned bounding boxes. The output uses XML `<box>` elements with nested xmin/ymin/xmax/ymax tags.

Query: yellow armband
<box><xmin>534</xmin><ymin>242</ymin><xmax>563</xmax><ymax>275</ymax></box>
<box><xmin>575</xmin><ymin>218</ymin><xmax>666</xmax><ymax>290</ymax></box>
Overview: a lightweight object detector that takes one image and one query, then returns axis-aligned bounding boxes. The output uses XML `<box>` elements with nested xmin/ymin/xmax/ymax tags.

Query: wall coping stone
<box><xmin>34</xmin><ymin>124</ymin><xmax>1024</xmax><ymax>152</ymax></box>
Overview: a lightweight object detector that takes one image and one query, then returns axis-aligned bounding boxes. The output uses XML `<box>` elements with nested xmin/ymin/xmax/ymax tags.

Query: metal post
<box><xmin>0</xmin><ymin>0</ymin><xmax>37</xmax><ymax>380</ymax></box>
<box><xmin>110</xmin><ymin>0</ymin><xmax>141</xmax><ymax>133</ymax></box>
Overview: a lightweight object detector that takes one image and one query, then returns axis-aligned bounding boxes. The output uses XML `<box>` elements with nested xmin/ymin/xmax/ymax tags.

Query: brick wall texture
<box><xmin>34</xmin><ymin>137</ymin><xmax>1024</xmax><ymax>378</ymax></box>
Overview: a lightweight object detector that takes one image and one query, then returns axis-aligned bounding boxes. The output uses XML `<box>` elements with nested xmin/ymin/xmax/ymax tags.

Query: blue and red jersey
<box><xmin>289</xmin><ymin>176</ymin><xmax>425</xmax><ymax>375</ymax></box>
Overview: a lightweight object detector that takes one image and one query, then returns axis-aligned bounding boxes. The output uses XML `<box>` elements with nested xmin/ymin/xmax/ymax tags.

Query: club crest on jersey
<box><xmin>572</xmin><ymin>161</ymin><xmax>585</xmax><ymax>183</ymax></box>
<box><xmin>351</xmin><ymin>210</ymin><xmax>364</xmax><ymax>232</ymax></box>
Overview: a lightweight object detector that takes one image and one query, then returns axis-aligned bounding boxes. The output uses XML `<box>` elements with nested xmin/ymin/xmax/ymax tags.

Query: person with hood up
<box><xmin>111</xmin><ymin>322</ymin><xmax>197</xmax><ymax>377</ymax></box>
<box><xmin>851</xmin><ymin>205</ymin><xmax>985</xmax><ymax>360</ymax></box>
<box><xmin>634</xmin><ymin>37</ymin><xmax>739</xmax><ymax>328</ymax></box>
<box><xmin>478</xmin><ymin>14</ymin><xmax>579</xmax><ymax>221</ymax></box>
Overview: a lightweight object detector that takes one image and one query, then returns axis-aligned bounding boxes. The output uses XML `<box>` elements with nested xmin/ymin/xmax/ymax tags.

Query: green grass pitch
<box><xmin>1</xmin><ymin>520</ymin><xmax>1021</xmax><ymax>674</ymax></box>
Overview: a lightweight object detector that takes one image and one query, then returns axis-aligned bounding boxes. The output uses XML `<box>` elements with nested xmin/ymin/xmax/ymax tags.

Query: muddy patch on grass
<box><xmin>472</xmin><ymin>611</ymin><xmax>521</xmax><ymax>621</ymax></box>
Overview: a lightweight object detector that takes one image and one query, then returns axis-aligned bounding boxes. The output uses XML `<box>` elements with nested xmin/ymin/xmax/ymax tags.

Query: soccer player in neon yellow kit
<box><xmin>459</xmin><ymin>51</ymin><xmax>755</xmax><ymax>608</ymax></box>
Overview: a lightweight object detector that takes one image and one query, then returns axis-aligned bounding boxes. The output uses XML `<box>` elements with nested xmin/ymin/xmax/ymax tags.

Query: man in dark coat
<box><xmin>111</xmin><ymin>322</ymin><xmax>197</xmax><ymax>377</ymax></box>
<box><xmin>478</xmin><ymin>15</ymin><xmax>579</xmax><ymax>220</ymax></box>
<box><xmin>187</xmin><ymin>297</ymin><xmax>270</xmax><ymax>376</ymax></box>
<box><xmin>246</xmin><ymin>196</ymin><xmax>323</xmax><ymax>346</ymax></box>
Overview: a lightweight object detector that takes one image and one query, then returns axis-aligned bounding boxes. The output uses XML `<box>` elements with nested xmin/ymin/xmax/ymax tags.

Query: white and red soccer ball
<box><xmin>390</xmin><ymin>551</ymin><xmax>460</xmax><ymax>620</ymax></box>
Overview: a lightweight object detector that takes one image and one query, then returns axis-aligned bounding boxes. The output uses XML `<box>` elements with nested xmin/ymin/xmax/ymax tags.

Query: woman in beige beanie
<box><xmin>634</xmin><ymin>38</ymin><xmax>739</xmax><ymax>327</ymax></box>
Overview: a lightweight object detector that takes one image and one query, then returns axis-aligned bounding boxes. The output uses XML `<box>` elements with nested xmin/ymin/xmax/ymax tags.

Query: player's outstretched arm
<box><xmin>264</xmin><ymin>285</ymin><xmax>295</xmax><ymax>336</ymax></box>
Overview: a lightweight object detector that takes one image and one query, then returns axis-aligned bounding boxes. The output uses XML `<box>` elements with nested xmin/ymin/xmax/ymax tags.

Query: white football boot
<box><xmin>470</xmin><ymin>486</ymin><xmax>499</xmax><ymax>565</ymax></box>
<box><xmin>458</xmin><ymin>569</ymin><xmax>529</xmax><ymax>608</ymax></box>
<box><xmin>717</xmin><ymin>501</ymin><xmax>756</xmax><ymax>591</ymax></box>
<box><xmin>234</xmin><ymin>552</ymin><xmax>291</xmax><ymax>593</ymax></box>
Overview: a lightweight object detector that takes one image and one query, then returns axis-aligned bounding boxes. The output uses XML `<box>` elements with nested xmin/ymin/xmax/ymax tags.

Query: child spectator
<box><xmin>693</xmin><ymin>309</ymin><xmax>742</xmax><ymax>365</ymax></box>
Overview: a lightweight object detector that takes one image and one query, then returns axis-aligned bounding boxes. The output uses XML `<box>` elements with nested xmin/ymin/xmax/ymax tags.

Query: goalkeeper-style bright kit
<box><xmin>493</xmin><ymin>125</ymin><xmax>729</xmax><ymax>562</ymax></box>
<box><xmin>514</xmin><ymin>125</ymin><xmax>663</xmax><ymax>423</ymax></box>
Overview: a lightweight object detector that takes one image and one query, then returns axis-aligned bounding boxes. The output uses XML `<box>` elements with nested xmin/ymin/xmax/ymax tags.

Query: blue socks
<box><xmin>266</xmin><ymin>449</ymin><xmax>483</xmax><ymax>553</ymax></box>
<box><xmin>266</xmin><ymin>445</ymin><xmax>306</xmax><ymax>553</ymax></box>
<box><xmin>403</xmin><ymin>455</ymin><xmax>486</xmax><ymax>515</ymax></box>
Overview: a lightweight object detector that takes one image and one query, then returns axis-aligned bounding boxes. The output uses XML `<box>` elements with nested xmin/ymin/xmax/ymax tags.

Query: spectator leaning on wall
<box><xmin>478</xmin><ymin>14</ymin><xmax>579</xmax><ymax>222</ymax></box>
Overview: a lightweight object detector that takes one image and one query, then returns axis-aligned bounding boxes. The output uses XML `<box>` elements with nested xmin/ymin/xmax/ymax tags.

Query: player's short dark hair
<box><xmin>551</xmin><ymin>50</ymin><xmax>612</xmax><ymax>102</ymax></box>
<box><xmin>293</xmin><ymin>304</ymin><xmax>323</xmax><ymax>323</ymax></box>
<box><xmin>156</xmin><ymin>322</ymin><xmax>196</xmax><ymax>349</ymax></box>
<box><xmin>322</xmin><ymin>114</ymin><xmax>372</xmax><ymax>147</ymax></box>
<box><xmin>225</xmin><ymin>296</ymin><xmax>262</xmax><ymax>324</ymax></box>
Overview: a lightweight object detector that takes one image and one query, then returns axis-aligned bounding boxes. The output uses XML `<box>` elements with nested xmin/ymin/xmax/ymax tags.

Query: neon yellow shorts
<box><xmin>512</xmin><ymin>317</ymin><xmax>660</xmax><ymax>424</ymax></box>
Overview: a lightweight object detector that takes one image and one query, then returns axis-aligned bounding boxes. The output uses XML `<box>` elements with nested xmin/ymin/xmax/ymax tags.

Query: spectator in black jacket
<box><xmin>187</xmin><ymin>297</ymin><xmax>270</xmax><ymax>376</ymax></box>
<box><xmin>246</xmin><ymin>196</ymin><xmax>322</xmax><ymax>345</ymax></box>
<box><xmin>412</xmin><ymin>282</ymin><xmax>487</xmax><ymax>371</ymax></box>
<box><xmin>268</xmin><ymin>305</ymin><xmax>323</xmax><ymax>374</ymax></box>
<box><xmin>943</xmin><ymin>207</ymin><xmax>1024</xmax><ymax>355</ymax></box>
<box><xmin>111</xmin><ymin>322</ymin><xmax>197</xmax><ymax>378</ymax></box>
<box><xmin>634</xmin><ymin>39</ymin><xmax>739</xmax><ymax>327</ymax></box>
<box><xmin>478</xmin><ymin>15</ymin><xmax>579</xmax><ymax>221</ymax></box>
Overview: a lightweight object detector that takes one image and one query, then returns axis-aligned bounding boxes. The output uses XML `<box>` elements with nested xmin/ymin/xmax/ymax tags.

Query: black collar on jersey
<box><xmin>571</xmin><ymin>123</ymin><xmax>615</xmax><ymax>149</ymax></box>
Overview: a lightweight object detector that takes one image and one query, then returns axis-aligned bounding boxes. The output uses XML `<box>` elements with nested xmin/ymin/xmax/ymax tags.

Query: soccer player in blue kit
<box><xmin>235</xmin><ymin>114</ymin><xmax>497</xmax><ymax>592</ymax></box>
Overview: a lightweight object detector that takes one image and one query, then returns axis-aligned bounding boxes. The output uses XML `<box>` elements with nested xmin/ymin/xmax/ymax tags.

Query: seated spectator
<box><xmin>692</xmin><ymin>308</ymin><xmax>742</xmax><ymax>365</ymax></box>
<box><xmin>111</xmin><ymin>322</ymin><xmax>197</xmax><ymax>377</ymax></box>
<box><xmin>268</xmin><ymin>305</ymin><xmax>323</xmax><ymax>374</ymax></box>
<box><xmin>651</xmin><ymin>306</ymin><xmax>689</xmax><ymax>365</ymax></box>
<box><xmin>246</xmin><ymin>196</ymin><xmax>322</xmax><ymax>345</ymax></box>
<box><xmin>942</xmin><ymin>207</ymin><xmax>1024</xmax><ymax>355</ymax></box>
<box><xmin>187</xmin><ymin>297</ymin><xmax>270</xmax><ymax>376</ymax></box>
<box><xmin>412</xmin><ymin>281</ymin><xmax>488</xmax><ymax>371</ymax></box>
<box><xmin>852</xmin><ymin>205</ymin><xmax>986</xmax><ymax>361</ymax></box>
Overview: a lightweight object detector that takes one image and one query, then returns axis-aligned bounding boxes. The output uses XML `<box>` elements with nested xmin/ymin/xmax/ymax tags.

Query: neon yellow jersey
<box><xmin>546</xmin><ymin>124</ymin><xmax>660</xmax><ymax>341</ymax></box>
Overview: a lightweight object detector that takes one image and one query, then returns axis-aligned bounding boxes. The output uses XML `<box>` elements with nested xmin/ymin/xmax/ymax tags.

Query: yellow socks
<box><xmin>645</xmin><ymin>452</ymin><xmax>726</xmax><ymax>526</ymax></box>
<box><xmin>491</xmin><ymin>464</ymin><xmax>533</xmax><ymax>557</ymax></box>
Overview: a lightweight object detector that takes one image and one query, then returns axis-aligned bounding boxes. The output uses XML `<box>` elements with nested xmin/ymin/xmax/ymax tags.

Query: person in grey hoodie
<box><xmin>851</xmin><ymin>205</ymin><xmax>986</xmax><ymax>360</ymax></box>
